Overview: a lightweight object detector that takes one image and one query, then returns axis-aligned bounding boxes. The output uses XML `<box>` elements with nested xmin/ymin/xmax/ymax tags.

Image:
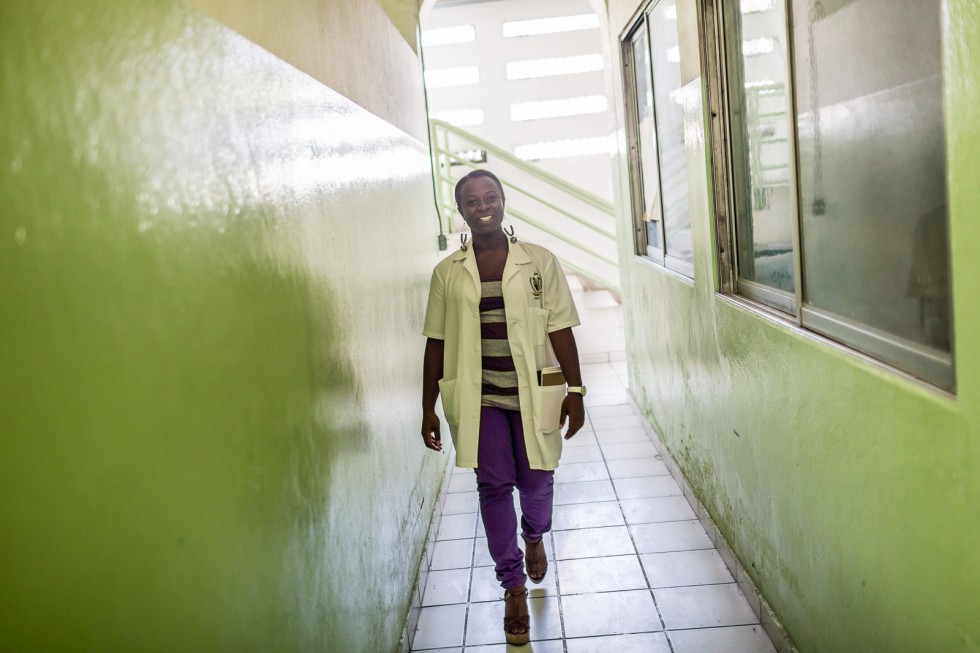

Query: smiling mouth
<box><xmin>478</xmin><ymin>215</ymin><xmax>494</xmax><ymax>222</ymax></box>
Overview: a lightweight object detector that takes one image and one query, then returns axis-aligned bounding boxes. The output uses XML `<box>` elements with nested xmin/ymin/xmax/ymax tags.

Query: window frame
<box><xmin>697</xmin><ymin>0</ymin><xmax>954</xmax><ymax>391</ymax></box>
<box><xmin>620</xmin><ymin>3</ymin><xmax>694</xmax><ymax>279</ymax></box>
<box><xmin>622</xmin><ymin>18</ymin><xmax>666</xmax><ymax>266</ymax></box>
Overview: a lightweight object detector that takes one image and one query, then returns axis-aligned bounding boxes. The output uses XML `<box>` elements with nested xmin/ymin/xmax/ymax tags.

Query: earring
<box><xmin>504</xmin><ymin>225</ymin><xmax>517</xmax><ymax>243</ymax></box>
<box><xmin>460</xmin><ymin>233</ymin><xmax>469</xmax><ymax>251</ymax></box>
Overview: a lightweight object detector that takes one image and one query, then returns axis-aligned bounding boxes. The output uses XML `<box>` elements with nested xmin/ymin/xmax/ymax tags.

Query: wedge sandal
<box><xmin>503</xmin><ymin>585</ymin><xmax>530</xmax><ymax>646</ymax></box>
<box><xmin>524</xmin><ymin>537</ymin><xmax>548</xmax><ymax>584</ymax></box>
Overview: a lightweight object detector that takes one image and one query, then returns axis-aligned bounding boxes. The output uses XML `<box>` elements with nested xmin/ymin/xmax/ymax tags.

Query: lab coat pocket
<box><xmin>532</xmin><ymin>384</ymin><xmax>565</xmax><ymax>434</ymax></box>
<box><xmin>528</xmin><ymin>307</ymin><xmax>554</xmax><ymax>371</ymax></box>
<box><xmin>437</xmin><ymin>378</ymin><xmax>459</xmax><ymax>426</ymax></box>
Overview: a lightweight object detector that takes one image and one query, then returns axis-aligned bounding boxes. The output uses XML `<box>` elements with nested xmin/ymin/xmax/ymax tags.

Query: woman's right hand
<box><xmin>421</xmin><ymin>410</ymin><xmax>442</xmax><ymax>452</ymax></box>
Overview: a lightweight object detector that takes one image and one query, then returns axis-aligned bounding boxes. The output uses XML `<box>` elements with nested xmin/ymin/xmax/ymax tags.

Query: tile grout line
<box><xmin>628</xmin><ymin>395</ymin><xmax>798</xmax><ymax>653</ymax></box>
<box><xmin>459</xmin><ymin>507</ymin><xmax>477</xmax><ymax>653</ymax></box>
<box><xmin>587</xmin><ymin>363</ymin><xmax>775</xmax><ymax>651</ymax></box>
<box><xmin>418</xmin><ymin>365</ymin><xmax>783</xmax><ymax>649</ymax></box>
<box><xmin>586</xmin><ymin>368</ymin><xmax>676</xmax><ymax>653</ymax></box>
<box><xmin>409</xmin><ymin>456</ymin><xmax>457</xmax><ymax>652</ymax></box>
<box><xmin>548</xmin><ymin>529</ymin><xmax>571</xmax><ymax>653</ymax></box>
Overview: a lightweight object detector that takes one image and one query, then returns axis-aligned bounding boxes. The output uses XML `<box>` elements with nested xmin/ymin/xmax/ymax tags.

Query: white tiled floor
<box><xmin>410</xmin><ymin>359</ymin><xmax>778</xmax><ymax>653</ymax></box>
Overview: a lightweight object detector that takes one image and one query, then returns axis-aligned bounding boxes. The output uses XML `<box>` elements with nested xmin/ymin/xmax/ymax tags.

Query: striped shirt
<box><xmin>479</xmin><ymin>277</ymin><xmax>521</xmax><ymax>411</ymax></box>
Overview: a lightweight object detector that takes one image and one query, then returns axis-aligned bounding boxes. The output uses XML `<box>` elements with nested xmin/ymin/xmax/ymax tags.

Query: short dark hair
<box><xmin>454</xmin><ymin>169</ymin><xmax>505</xmax><ymax>207</ymax></box>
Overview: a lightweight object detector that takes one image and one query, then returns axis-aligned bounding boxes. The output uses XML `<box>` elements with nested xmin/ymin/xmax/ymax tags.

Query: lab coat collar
<box><xmin>450</xmin><ymin>236</ymin><xmax>530</xmax><ymax>262</ymax></box>
<box><xmin>451</xmin><ymin>237</ymin><xmax>532</xmax><ymax>288</ymax></box>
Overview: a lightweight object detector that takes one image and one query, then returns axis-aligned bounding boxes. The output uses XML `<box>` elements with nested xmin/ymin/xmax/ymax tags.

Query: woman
<box><xmin>420</xmin><ymin>169</ymin><xmax>586</xmax><ymax>645</ymax></box>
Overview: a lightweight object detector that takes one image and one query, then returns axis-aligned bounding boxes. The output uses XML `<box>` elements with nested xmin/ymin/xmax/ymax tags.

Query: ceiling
<box><xmin>376</xmin><ymin>0</ymin><xmax>425</xmax><ymax>52</ymax></box>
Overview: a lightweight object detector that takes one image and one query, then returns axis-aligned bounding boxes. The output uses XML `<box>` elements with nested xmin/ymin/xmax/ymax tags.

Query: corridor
<box><xmin>408</xmin><ymin>358</ymin><xmax>778</xmax><ymax>652</ymax></box>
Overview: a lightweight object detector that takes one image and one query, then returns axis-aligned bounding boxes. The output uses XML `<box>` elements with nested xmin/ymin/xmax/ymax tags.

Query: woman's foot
<box><xmin>503</xmin><ymin>585</ymin><xmax>530</xmax><ymax>646</ymax></box>
<box><xmin>524</xmin><ymin>537</ymin><xmax>548</xmax><ymax>584</ymax></box>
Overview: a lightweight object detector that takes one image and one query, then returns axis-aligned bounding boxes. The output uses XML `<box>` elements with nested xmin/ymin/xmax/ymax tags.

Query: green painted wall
<box><xmin>0</xmin><ymin>2</ymin><xmax>445</xmax><ymax>651</ymax></box>
<box><xmin>605</xmin><ymin>0</ymin><xmax>980</xmax><ymax>651</ymax></box>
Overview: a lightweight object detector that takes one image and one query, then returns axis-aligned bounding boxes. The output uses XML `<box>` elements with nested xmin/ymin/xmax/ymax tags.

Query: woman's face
<box><xmin>457</xmin><ymin>176</ymin><xmax>505</xmax><ymax>236</ymax></box>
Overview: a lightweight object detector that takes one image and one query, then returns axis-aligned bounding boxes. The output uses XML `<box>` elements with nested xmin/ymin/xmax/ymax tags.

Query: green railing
<box><xmin>429</xmin><ymin>119</ymin><xmax>620</xmax><ymax>292</ymax></box>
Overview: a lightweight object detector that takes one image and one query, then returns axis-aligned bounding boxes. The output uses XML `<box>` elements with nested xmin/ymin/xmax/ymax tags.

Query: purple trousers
<box><xmin>475</xmin><ymin>406</ymin><xmax>555</xmax><ymax>589</ymax></box>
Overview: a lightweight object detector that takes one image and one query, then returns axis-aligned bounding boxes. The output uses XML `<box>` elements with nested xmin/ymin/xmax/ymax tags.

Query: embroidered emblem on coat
<box><xmin>530</xmin><ymin>271</ymin><xmax>543</xmax><ymax>298</ymax></box>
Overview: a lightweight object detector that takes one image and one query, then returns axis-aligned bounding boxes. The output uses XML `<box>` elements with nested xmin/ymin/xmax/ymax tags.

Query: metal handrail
<box><xmin>506</xmin><ymin>206</ymin><xmax>618</xmax><ymax>267</ymax></box>
<box><xmin>439</xmin><ymin>149</ymin><xmax>615</xmax><ymax>239</ymax></box>
<box><xmin>430</xmin><ymin>119</ymin><xmax>619</xmax><ymax>292</ymax></box>
<box><xmin>432</xmin><ymin>120</ymin><xmax>615</xmax><ymax>214</ymax></box>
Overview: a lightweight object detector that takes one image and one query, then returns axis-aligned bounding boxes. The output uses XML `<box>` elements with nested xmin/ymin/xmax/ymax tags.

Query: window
<box><xmin>506</xmin><ymin>54</ymin><xmax>604</xmax><ymax>81</ymax></box>
<box><xmin>713</xmin><ymin>0</ymin><xmax>952</xmax><ymax>389</ymax></box>
<box><xmin>510</xmin><ymin>96</ymin><xmax>608</xmax><ymax>122</ymax></box>
<box><xmin>502</xmin><ymin>14</ymin><xmax>599</xmax><ymax>38</ymax></box>
<box><xmin>421</xmin><ymin>25</ymin><xmax>476</xmax><ymax>47</ymax></box>
<box><xmin>515</xmin><ymin>136</ymin><xmax>612</xmax><ymax>162</ymax></box>
<box><xmin>721</xmin><ymin>0</ymin><xmax>797</xmax><ymax>308</ymax></box>
<box><xmin>622</xmin><ymin>2</ymin><xmax>693</xmax><ymax>277</ymax></box>
<box><xmin>429</xmin><ymin>109</ymin><xmax>485</xmax><ymax>127</ymax></box>
<box><xmin>424</xmin><ymin>66</ymin><xmax>480</xmax><ymax>89</ymax></box>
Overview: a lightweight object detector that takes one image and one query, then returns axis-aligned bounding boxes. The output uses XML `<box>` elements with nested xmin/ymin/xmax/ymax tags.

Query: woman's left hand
<box><xmin>560</xmin><ymin>393</ymin><xmax>585</xmax><ymax>440</ymax></box>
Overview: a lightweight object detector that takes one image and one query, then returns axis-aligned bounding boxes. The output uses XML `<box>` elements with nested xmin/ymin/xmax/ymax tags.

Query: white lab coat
<box><xmin>423</xmin><ymin>240</ymin><xmax>580</xmax><ymax>470</ymax></box>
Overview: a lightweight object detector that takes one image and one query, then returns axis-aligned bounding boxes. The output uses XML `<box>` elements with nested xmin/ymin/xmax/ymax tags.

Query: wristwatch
<box><xmin>566</xmin><ymin>386</ymin><xmax>587</xmax><ymax>397</ymax></box>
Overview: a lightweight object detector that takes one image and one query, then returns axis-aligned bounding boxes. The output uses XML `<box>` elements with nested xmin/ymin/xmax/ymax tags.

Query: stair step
<box><xmin>581</xmin><ymin>288</ymin><xmax>620</xmax><ymax>309</ymax></box>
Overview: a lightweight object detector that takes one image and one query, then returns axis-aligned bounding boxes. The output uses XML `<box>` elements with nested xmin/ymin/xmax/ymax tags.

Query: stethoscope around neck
<box><xmin>460</xmin><ymin>226</ymin><xmax>517</xmax><ymax>251</ymax></box>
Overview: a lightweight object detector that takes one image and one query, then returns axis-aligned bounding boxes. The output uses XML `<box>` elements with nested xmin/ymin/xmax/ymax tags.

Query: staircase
<box><xmin>567</xmin><ymin>274</ymin><xmax>625</xmax><ymax>364</ymax></box>
<box><xmin>428</xmin><ymin>120</ymin><xmax>623</xmax><ymax>361</ymax></box>
<box><xmin>429</xmin><ymin>120</ymin><xmax>620</xmax><ymax>294</ymax></box>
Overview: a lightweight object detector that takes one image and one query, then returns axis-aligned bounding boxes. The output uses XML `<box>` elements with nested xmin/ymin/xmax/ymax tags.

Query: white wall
<box><xmin>422</xmin><ymin>0</ymin><xmax>615</xmax><ymax>201</ymax></box>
